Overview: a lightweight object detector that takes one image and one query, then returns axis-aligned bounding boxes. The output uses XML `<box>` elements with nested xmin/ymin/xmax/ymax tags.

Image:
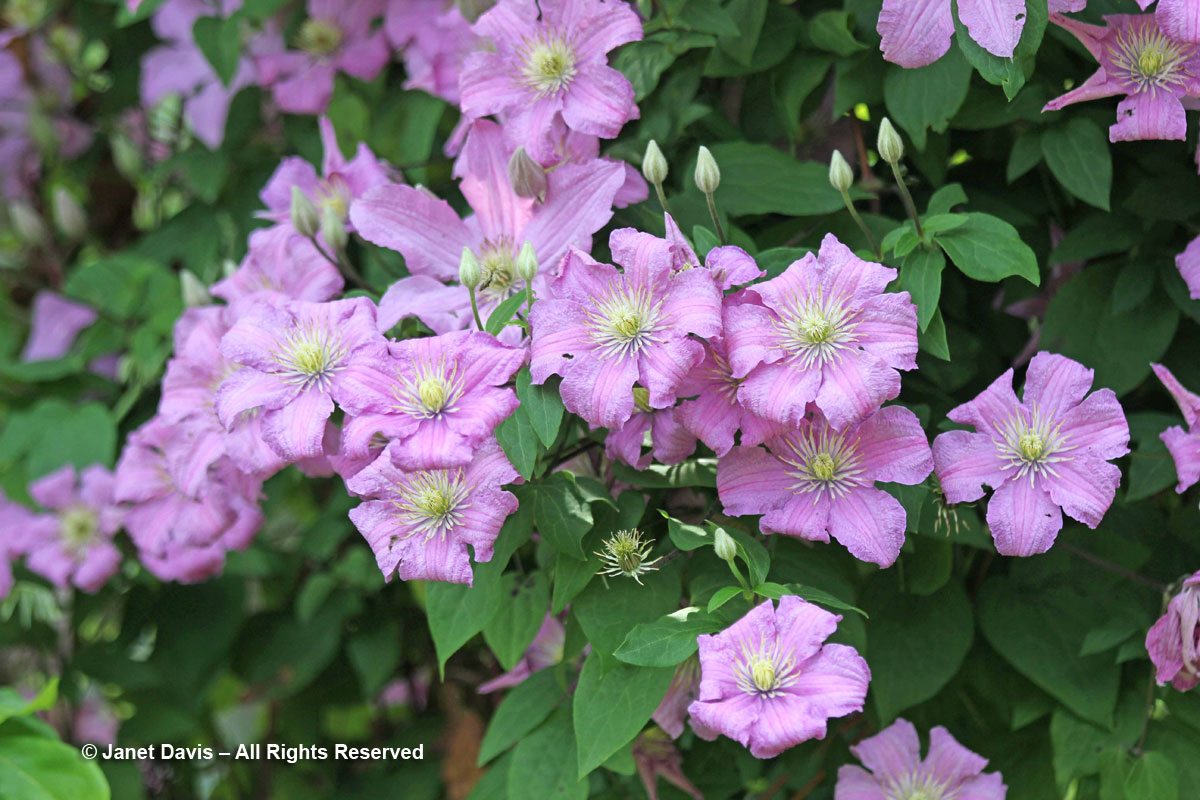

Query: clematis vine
<box><xmin>1146</xmin><ymin>570</ymin><xmax>1200</xmax><ymax>691</ymax></box>
<box><xmin>718</xmin><ymin>404</ymin><xmax>934</xmax><ymax>567</ymax></box>
<box><xmin>687</xmin><ymin>596</ymin><xmax>870</xmax><ymax>759</ymax></box>
<box><xmin>835</xmin><ymin>718</ymin><xmax>1007</xmax><ymax>800</ymax></box>
<box><xmin>931</xmin><ymin>352</ymin><xmax>1130</xmax><ymax>557</ymax></box>
<box><xmin>878</xmin><ymin>0</ymin><xmax>1029</xmax><ymax>68</ymax></box>
<box><xmin>1151</xmin><ymin>364</ymin><xmax>1200</xmax><ymax>503</ymax></box>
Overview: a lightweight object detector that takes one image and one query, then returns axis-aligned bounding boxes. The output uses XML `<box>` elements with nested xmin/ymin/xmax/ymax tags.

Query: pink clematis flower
<box><xmin>1125</xmin><ymin>0</ymin><xmax>1200</xmax><ymax>45</ymax></box>
<box><xmin>724</xmin><ymin>233</ymin><xmax>918</xmax><ymax>431</ymax></box>
<box><xmin>479</xmin><ymin>611</ymin><xmax>566</xmax><ymax>693</ymax></box>
<box><xmin>459</xmin><ymin>0</ymin><xmax>642</xmax><ymax>161</ymax></box>
<box><xmin>255</xmin><ymin>0</ymin><xmax>390</xmax><ymax>115</ymax></box>
<box><xmin>677</xmin><ymin>336</ymin><xmax>786</xmax><ymax>457</ymax></box>
<box><xmin>718</xmin><ymin>405</ymin><xmax>933</xmax><ymax>567</ymax></box>
<box><xmin>932</xmin><ymin>352</ymin><xmax>1130</xmax><ymax>557</ymax></box>
<box><xmin>385</xmin><ymin>0</ymin><xmax>476</xmax><ymax>103</ymax></box>
<box><xmin>835</xmin><ymin>718</ymin><xmax>1007</xmax><ymax>800</ymax></box>
<box><xmin>216</xmin><ymin>297</ymin><xmax>387</xmax><ymax>461</ymax></box>
<box><xmin>20</xmin><ymin>291</ymin><xmax>97</xmax><ymax>362</ymax></box>
<box><xmin>22</xmin><ymin>464</ymin><xmax>124</xmax><ymax>593</ymax></box>
<box><xmin>338</xmin><ymin>330</ymin><xmax>525</xmax><ymax>470</ymax></box>
<box><xmin>1043</xmin><ymin>13</ymin><xmax>1200</xmax><ymax>144</ymax></box>
<box><xmin>211</xmin><ymin>225</ymin><xmax>344</xmax><ymax>304</ymax></box>
<box><xmin>878</xmin><ymin>0</ymin><xmax>1028</xmax><ymax>68</ymax></box>
<box><xmin>1175</xmin><ymin>236</ymin><xmax>1200</xmax><ymax>300</ymax></box>
<box><xmin>1151</xmin><ymin>364</ymin><xmax>1200</xmax><ymax>502</ymax></box>
<box><xmin>346</xmin><ymin>438</ymin><xmax>519</xmax><ymax>585</ymax></box>
<box><xmin>605</xmin><ymin>394</ymin><xmax>697</xmax><ymax>470</ymax></box>
<box><xmin>663</xmin><ymin>212</ymin><xmax>762</xmax><ymax>290</ymax></box>
<box><xmin>1146</xmin><ymin>570</ymin><xmax>1200</xmax><ymax>691</ymax></box>
<box><xmin>687</xmin><ymin>596</ymin><xmax>870</xmax><ymax>759</ymax></box>
<box><xmin>353</xmin><ymin>119</ymin><xmax>628</xmax><ymax>338</ymax></box>
<box><xmin>530</xmin><ymin>229</ymin><xmax>723</xmax><ymax>430</ymax></box>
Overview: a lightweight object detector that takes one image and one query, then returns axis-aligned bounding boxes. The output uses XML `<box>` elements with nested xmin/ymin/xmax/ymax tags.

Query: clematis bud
<box><xmin>508</xmin><ymin>147</ymin><xmax>547</xmax><ymax>202</ymax></box>
<box><xmin>642</xmin><ymin>139</ymin><xmax>668</xmax><ymax>185</ymax></box>
<box><xmin>829</xmin><ymin>150</ymin><xmax>854</xmax><ymax>194</ymax></box>
<box><xmin>713</xmin><ymin>526</ymin><xmax>737</xmax><ymax>564</ymax></box>
<box><xmin>694</xmin><ymin>146</ymin><xmax>720</xmax><ymax>194</ymax></box>
<box><xmin>179</xmin><ymin>270</ymin><xmax>209</xmax><ymax>307</ymax></box>
<box><xmin>221</xmin><ymin>259</ymin><xmax>238</xmax><ymax>278</ymax></box>
<box><xmin>8</xmin><ymin>201</ymin><xmax>48</xmax><ymax>246</ymax></box>
<box><xmin>320</xmin><ymin>204</ymin><xmax>348</xmax><ymax>252</ymax></box>
<box><xmin>52</xmin><ymin>187</ymin><xmax>87</xmax><ymax>240</ymax></box>
<box><xmin>877</xmin><ymin>118</ymin><xmax>904</xmax><ymax>165</ymax></box>
<box><xmin>459</xmin><ymin>247</ymin><xmax>482</xmax><ymax>288</ymax></box>
<box><xmin>290</xmin><ymin>186</ymin><xmax>319</xmax><ymax>238</ymax></box>
<box><xmin>596</xmin><ymin>529</ymin><xmax>661</xmax><ymax>585</ymax></box>
<box><xmin>515</xmin><ymin>241</ymin><xmax>538</xmax><ymax>282</ymax></box>
<box><xmin>1147</xmin><ymin>571</ymin><xmax>1200</xmax><ymax>691</ymax></box>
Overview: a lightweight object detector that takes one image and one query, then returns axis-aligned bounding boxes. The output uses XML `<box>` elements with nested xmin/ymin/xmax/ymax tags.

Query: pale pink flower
<box><xmin>1151</xmin><ymin>364</ymin><xmax>1200</xmax><ymax>503</ymax></box>
<box><xmin>22</xmin><ymin>465</ymin><xmax>124</xmax><ymax>593</ymax></box>
<box><xmin>1146</xmin><ymin>570</ymin><xmax>1200</xmax><ymax>691</ymax></box>
<box><xmin>878</xmin><ymin>0</ymin><xmax>1028</xmax><ymax>68</ymax></box>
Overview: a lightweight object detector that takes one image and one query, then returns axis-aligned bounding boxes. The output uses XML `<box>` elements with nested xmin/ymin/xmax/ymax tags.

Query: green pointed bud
<box><xmin>51</xmin><ymin>187</ymin><xmax>87</xmax><ymax>240</ymax></box>
<box><xmin>290</xmin><ymin>186</ymin><xmax>319</xmax><ymax>238</ymax></box>
<box><xmin>642</xmin><ymin>139</ymin><xmax>668</xmax><ymax>185</ymax></box>
<box><xmin>508</xmin><ymin>146</ymin><xmax>547</xmax><ymax>202</ymax></box>
<box><xmin>515</xmin><ymin>241</ymin><xmax>539</xmax><ymax>283</ymax></box>
<box><xmin>694</xmin><ymin>146</ymin><xmax>720</xmax><ymax>194</ymax></box>
<box><xmin>8</xmin><ymin>201</ymin><xmax>47</xmax><ymax>246</ymax></box>
<box><xmin>877</xmin><ymin>118</ymin><xmax>904</xmax><ymax>165</ymax></box>
<box><xmin>320</xmin><ymin>203</ymin><xmax>348</xmax><ymax>252</ymax></box>
<box><xmin>829</xmin><ymin>150</ymin><xmax>854</xmax><ymax>194</ymax></box>
<box><xmin>713</xmin><ymin>526</ymin><xmax>737</xmax><ymax>563</ymax></box>
<box><xmin>222</xmin><ymin>259</ymin><xmax>238</xmax><ymax>279</ymax></box>
<box><xmin>179</xmin><ymin>270</ymin><xmax>209</xmax><ymax>307</ymax></box>
<box><xmin>459</xmin><ymin>247</ymin><xmax>482</xmax><ymax>288</ymax></box>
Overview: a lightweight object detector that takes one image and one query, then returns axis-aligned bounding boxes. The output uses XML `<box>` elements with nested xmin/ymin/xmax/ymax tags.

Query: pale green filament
<box><xmin>60</xmin><ymin>507</ymin><xmax>98</xmax><ymax>553</ymax></box>
<box><xmin>297</xmin><ymin>18</ymin><xmax>343</xmax><ymax>56</ymax></box>
<box><xmin>882</xmin><ymin>773</ymin><xmax>955</xmax><ymax>800</ymax></box>
<box><xmin>776</xmin><ymin>287</ymin><xmax>860</xmax><ymax>369</ymax></box>
<box><xmin>1109</xmin><ymin>22</ymin><xmax>1190</xmax><ymax>92</ymax></box>
<box><xmin>393</xmin><ymin>359</ymin><xmax>464</xmax><ymax>419</ymax></box>
<box><xmin>275</xmin><ymin>323</ymin><xmax>347</xmax><ymax>389</ymax></box>
<box><xmin>777</xmin><ymin>427</ymin><xmax>865</xmax><ymax>502</ymax></box>
<box><xmin>586</xmin><ymin>285</ymin><xmax>666</xmax><ymax>360</ymax></box>
<box><xmin>994</xmin><ymin>404</ymin><xmax>1075</xmax><ymax>485</ymax></box>
<box><xmin>595</xmin><ymin>528</ymin><xmax>661</xmax><ymax>584</ymax></box>
<box><xmin>735</xmin><ymin>636</ymin><xmax>800</xmax><ymax>698</ymax></box>
<box><xmin>392</xmin><ymin>470</ymin><xmax>470</xmax><ymax>541</ymax></box>
<box><xmin>518</xmin><ymin>32</ymin><xmax>578</xmax><ymax>97</ymax></box>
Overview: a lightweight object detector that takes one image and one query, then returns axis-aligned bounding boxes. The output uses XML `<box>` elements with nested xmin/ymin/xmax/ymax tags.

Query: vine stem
<box><xmin>1060</xmin><ymin>543</ymin><xmax>1168</xmax><ymax>592</ymax></box>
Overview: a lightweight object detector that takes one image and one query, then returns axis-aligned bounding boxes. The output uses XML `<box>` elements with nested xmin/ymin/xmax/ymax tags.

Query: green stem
<box><xmin>525</xmin><ymin>281</ymin><xmax>534</xmax><ymax>321</ymax></box>
<box><xmin>653</xmin><ymin>181</ymin><xmax>672</xmax><ymax>216</ymax></box>
<box><xmin>309</xmin><ymin>235</ymin><xmax>370</xmax><ymax>290</ymax></box>
<box><xmin>890</xmin><ymin>162</ymin><xmax>923</xmax><ymax>239</ymax></box>
<box><xmin>705</xmin><ymin>191</ymin><xmax>727</xmax><ymax>244</ymax></box>
<box><xmin>468</xmin><ymin>286</ymin><xmax>485</xmax><ymax>331</ymax></box>
<box><xmin>840</xmin><ymin>189</ymin><xmax>881</xmax><ymax>260</ymax></box>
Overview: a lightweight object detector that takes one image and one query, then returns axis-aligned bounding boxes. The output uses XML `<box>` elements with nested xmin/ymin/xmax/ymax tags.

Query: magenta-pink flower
<box><xmin>724</xmin><ymin>233</ymin><xmax>918</xmax><ymax>431</ymax></box>
<box><xmin>1155</xmin><ymin>0</ymin><xmax>1200</xmax><ymax>43</ymax></box>
<box><xmin>878</xmin><ymin>0</ymin><xmax>1027</xmax><ymax>68</ymax></box>
<box><xmin>459</xmin><ymin>0</ymin><xmax>642</xmax><ymax>161</ymax></box>
<box><xmin>20</xmin><ymin>291</ymin><xmax>97</xmax><ymax>362</ymax></box>
<box><xmin>932</xmin><ymin>352</ymin><xmax>1130</xmax><ymax>557</ymax></box>
<box><xmin>255</xmin><ymin>0</ymin><xmax>390</xmax><ymax>115</ymax></box>
<box><xmin>353</xmin><ymin>120</ymin><xmax>628</xmax><ymax>337</ymax></box>
<box><xmin>530</xmin><ymin>229</ymin><xmax>722</xmax><ymax>430</ymax></box>
<box><xmin>1146</xmin><ymin>570</ymin><xmax>1200</xmax><ymax>691</ymax></box>
<box><xmin>1043</xmin><ymin>13</ymin><xmax>1200</xmax><ymax>143</ymax></box>
<box><xmin>211</xmin><ymin>225</ymin><xmax>344</xmax><ymax>304</ymax></box>
<box><xmin>663</xmin><ymin>213</ymin><xmax>762</xmax><ymax>290</ymax></box>
<box><xmin>479</xmin><ymin>611</ymin><xmax>566</xmax><ymax>693</ymax></box>
<box><xmin>677</xmin><ymin>336</ymin><xmax>785</xmax><ymax>457</ymax></box>
<box><xmin>605</xmin><ymin>399</ymin><xmax>696</xmax><ymax>469</ymax></box>
<box><xmin>385</xmin><ymin>0</ymin><xmax>476</xmax><ymax>104</ymax></box>
<box><xmin>216</xmin><ymin>297</ymin><xmax>387</xmax><ymax>461</ymax></box>
<box><xmin>835</xmin><ymin>718</ymin><xmax>1007</xmax><ymax>800</ymax></box>
<box><xmin>22</xmin><ymin>464</ymin><xmax>124</xmax><ymax>593</ymax></box>
<box><xmin>1175</xmin><ymin>235</ymin><xmax>1200</xmax><ymax>300</ymax></box>
<box><xmin>687</xmin><ymin>596</ymin><xmax>870</xmax><ymax>759</ymax></box>
<box><xmin>718</xmin><ymin>405</ymin><xmax>933</xmax><ymax>567</ymax></box>
<box><xmin>346</xmin><ymin>438</ymin><xmax>519</xmax><ymax>585</ymax></box>
<box><xmin>338</xmin><ymin>330</ymin><xmax>525</xmax><ymax>470</ymax></box>
<box><xmin>1151</xmin><ymin>364</ymin><xmax>1200</xmax><ymax>502</ymax></box>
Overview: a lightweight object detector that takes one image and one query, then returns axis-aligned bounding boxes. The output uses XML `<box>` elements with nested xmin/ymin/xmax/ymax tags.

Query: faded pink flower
<box><xmin>878</xmin><ymin>0</ymin><xmax>1028</xmax><ymax>68</ymax></box>
<box><xmin>677</xmin><ymin>336</ymin><xmax>785</xmax><ymax>457</ymax></box>
<box><xmin>687</xmin><ymin>596</ymin><xmax>870</xmax><ymax>759</ymax></box>
<box><xmin>1175</xmin><ymin>235</ymin><xmax>1200</xmax><ymax>300</ymax></box>
<box><xmin>633</xmin><ymin>729</ymin><xmax>703</xmax><ymax>800</ymax></box>
<box><xmin>1151</xmin><ymin>364</ymin><xmax>1200</xmax><ymax>502</ymax></box>
<box><xmin>20</xmin><ymin>291</ymin><xmax>97</xmax><ymax>362</ymax></box>
<box><xmin>932</xmin><ymin>352</ymin><xmax>1130</xmax><ymax>557</ymax></box>
<box><xmin>718</xmin><ymin>405</ymin><xmax>933</xmax><ymax>567</ymax></box>
<box><xmin>651</xmin><ymin>656</ymin><xmax>700</xmax><ymax>739</ymax></box>
<box><xmin>22</xmin><ymin>464</ymin><xmax>124</xmax><ymax>593</ymax></box>
<box><xmin>479</xmin><ymin>612</ymin><xmax>566</xmax><ymax>693</ymax></box>
<box><xmin>605</xmin><ymin>399</ymin><xmax>696</xmax><ymax>470</ymax></box>
<box><xmin>1146</xmin><ymin>570</ymin><xmax>1200</xmax><ymax>691</ymax></box>
<box><xmin>835</xmin><ymin>718</ymin><xmax>1007</xmax><ymax>800</ymax></box>
<box><xmin>212</xmin><ymin>225</ymin><xmax>344</xmax><ymax>304</ymax></box>
<box><xmin>385</xmin><ymin>0</ymin><xmax>476</xmax><ymax>103</ymax></box>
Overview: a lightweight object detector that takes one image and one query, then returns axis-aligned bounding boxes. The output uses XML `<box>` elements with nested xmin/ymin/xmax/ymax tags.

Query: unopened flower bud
<box><xmin>459</xmin><ymin>247</ymin><xmax>482</xmax><ymax>288</ymax></box>
<box><xmin>9</xmin><ymin>201</ymin><xmax>48</xmax><ymax>246</ymax></box>
<box><xmin>508</xmin><ymin>147</ymin><xmax>547</xmax><ymax>202</ymax></box>
<box><xmin>320</xmin><ymin>203</ymin><xmax>348</xmax><ymax>252</ymax></box>
<box><xmin>713</xmin><ymin>526</ymin><xmax>737</xmax><ymax>563</ymax></box>
<box><xmin>694</xmin><ymin>146</ymin><xmax>720</xmax><ymax>195</ymax></box>
<box><xmin>829</xmin><ymin>150</ymin><xmax>854</xmax><ymax>194</ymax></box>
<box><xmin>878</xmin><ymin>118</ymin><xmax>904</xmax><ymax>165</ymax></box>
<box><xmin>515</xmin><ymin>241</ymin><xmax>538</xmax><ymax>282</ymax></box>
<box><xmin>290</xmin><ymin>186</ymin><xmax>319</xmax><ymax>238</ymax></box>
<box><xmin>642</xmin><ymin>139</ymin><xmax>668</xmax><ymax>185</ymax></box>
<box><xmin>221</xmin><ymin>259</ymin><xmax>238</xmax><ymax>279</ymax></box>
<box><xmin>179</xmin><ymin>270</ymin><xmax>209</xmax><ymax>307</ymax></box>
<box><xmin>51</xmin><ymin>187</ymin><xmax>87</xmax><ymax>239</ymax></box>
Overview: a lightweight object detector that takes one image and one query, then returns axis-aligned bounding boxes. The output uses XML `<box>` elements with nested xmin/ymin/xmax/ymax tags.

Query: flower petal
<box><xmin>959</xmin><ymin>0</ymin><xmax>1027</xmax><ymax>58</ymax></box>
<box><xmin>986</xmin><ymin>477</ymin><xmax>1063</xmax><ymax>556</ymax></box>
<box><xmin>850</xmin><ymin>718</ymin><xmax>921</xmax><ymax>781</ymax></box>
<box><xmin>932</xmin><ymin>430</ymin><xmax>1007</xmax><ymax>504</ymax></box>
<box><xmin>827</xmin><ymin>487</ymin><xmax>907</xmax><ymax>567</ymax></box>
<box><xmin>877</xmin><ymin>0</ymin><xmax>954</xmax><ymax>68</ymax></box>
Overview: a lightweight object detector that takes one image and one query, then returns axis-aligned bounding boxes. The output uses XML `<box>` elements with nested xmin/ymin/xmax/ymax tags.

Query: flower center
<box><xmin>275</xmin><ymin>323</ymin><xmax>347</xmax><ymax>389</ymax></box>
<box><xmin>595</xmin><ymin>528</ymin><xmax>661</xmax><ymax>584</ymax></box>
<box><xmin>478</xmin><ymin>238</ymin><xmax>518</xmax><ymax>300</ymax></box>
<box><xmin>393</xmin><ymin>359</ymin><xmax>464</xmax><ymax>419</ymax></box>
<box><xmin>60</xmin><ymin>507</ymin><xmax>98</xmax><ymax>553</ymax></box>
<box><xmin>994</xmin><ymin>404</ymin><xmax>1073</xmax><ymax>484</ymax></box>
<box><xmin>297</xmin><ymin>18</ymin><xmax>344</xmax><ymax>56</ymax></box>
<box><xmin>392</xmin><ymin>470</ymin><xmax>470</xmax><ymax>541</ymax></box>
<box><xmin>735</xmin><ymin>636</ymin><xmax>800</xmax><ymax>698</ymax></box>
<box><xmin>777</xmin><ymin>427</ymin><xmax>865</xmax><ymax>501</ymax></box>
<box><xmin>587</xmin><ymin>285</ymin><xmax>665</xmax><ymax>360</ymax></box>
<box><xmin>1109</xmin><ymin>22</ymin><xmax>1191</xmax><ymax>92</ymax></box>
<box><xmin>776</xmin><ymin>288</ymin><xmax>859</xmax><ymax>369</ymax></box>
<box><xmin>883</xmin><ymin>773</ymin><xmax>956</xmax><ymax>800</ymax></box>
<box><xmin>518</xmin><ymin>31</ymin><xmax>578</xmax><ymax>97</ymax></box>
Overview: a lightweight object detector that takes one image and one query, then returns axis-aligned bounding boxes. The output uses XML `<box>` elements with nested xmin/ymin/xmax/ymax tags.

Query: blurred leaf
<box><xmin>477</xmin><ymin>669</ymin><xmax>567</xmax><ymax>765</ymax></box>
<box><xmin>192</xmin><ymin>16</ymin><xmax>242</xmax><ymax>87</ymax></box>
<box><xmin>0</xmin><ymin>736</ymin><xmax>110</xmax><ymax>800</ymax></box>
<box><xmin>508</xmin><ymin>711</ymin><xmax>587</xmax><ymax>800</ymax></box>
<box><xmin>1042</xmin><ymin>118</ymin><xmax>1112</xmax><ymax>211</ymax></box>
<box><xmin>573</xmin><ymin>656</ymin><xmax>674</xmax><ymax>777</ymax></box>
<box><xmin>483</xmin><ymin>572</ymin><xmax>550</xmax><ymax>670</ymax></box>
<box><xmin>884</xmin><ymin>47</ymin><xmax>971</xmax><ymax>151</ymax></box>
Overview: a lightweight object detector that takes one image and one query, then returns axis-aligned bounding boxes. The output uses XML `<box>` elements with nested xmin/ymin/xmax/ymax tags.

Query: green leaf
<box><xmin>611</xmin><ymin>459</ymin><xmax>717</xmax><ymax>488</ymax></box>
<box><xmin>552</xmin><ymin>549</ymin><xmax>600</xmax><ymax>615</ymax></box>
<box><xmin>862</xmin><ymin>579</ymin><xmax>973</xmax><ymax>722</ymax></box>
<box><xmin>516</xmin><ymin>369</ymin><xmax>565</xmax><ymax>448</ymax></box>
<box><xmin>478</xmin><ymin>668</ymin><xmax>568</xmax><ymax>765</ymax></box>
<box><xmin>192</xmin><ymin>16</ymin><xmax>242</xmax><ymax>87</ymax></box>
<box><xmin>925</xmin><ymin>183</ymin><xmax>968</xmax><ymax>215</ymax></box>
<box><xmin>483</xmin><ymin>573</ymin><xmax>551</xmax><ymax>670</ymax></box>
<box><xmin>953</xmin><ymin>0</ymin><xmax>1047</xmax><ymax>99</ymax></box>
<box><xmin>346</xmin><ymin>621</ymin><xmax>401</xmax><ymax>697</ymax></box>
<box><xmin>713</xmin><ymin>0</ymin><xmax>766</xmax><ymax>65</ymax></box>
<box><xmin>1049</xmin><ymin>212</ymin><xmax>1140</xmax><ymax>266</ymax></box>
<box><xmin>918</xmin><ymin>308</ymin><xmax>951</xmax><ymax>360</ymax></box>
<box><xmin>1042</xmin><ymin>118</ymin><xmax>1112</xmax><ymax>211</ymax></box>
<box><xmin>806</xmin><ymin>10</ymin><xmax>867</xmax><ymax>57</ymax></box>
<box><xmin>0</xmin><ymin>681</ymin><xmax>56</xmax><ymax>727</ymax></box>
<box><xmin>701</xmin><ymin>143</ymin><xmax>855</xmax><ymax>217</ymax></box>
<box><xmin>573</xmin><ymin>656</ymin><xmax>675</xmax><ymax>778</ymax></box>
<box><xmin>784</xmin><ymin>584</ymin><xmax>868</xmax><ymax>618</ymax></box>
<box><xmin>1100</xmin><ymin>750</ymin><xmax>1179</xmax><ymax>800</ymax></box>
<box><xmin>935</xmin><ymin>212</ymin><xmax>1040</xmax><ymax>285</ymax></box>
<box><xmin>718</xmin><ymin>524</ymin><xmax>770</xmax><ymax>586</ymax></box>
<box><xmin>0</xmin><ymin>736</ymin><xmax>110</xmax><ymax>800</ymax></box>
<box><xmin>1127</xmin><ymin>412</ymin><xmax>1182</xmax><ymax>502</ymax></box>
<box><xmin>900</xmin><ymin>247</ymin><xmax>945</xmax><ymax>331</ymax></box>
<box><xmin>573</xmin><ymin>561</ymin><xmax>683</xmax><ymax>663</ymax></box>
<box><xmin>675</xmin><ymin>0</ymin><xmax>739</xmax><ymax>35</ymax></box>
<box><xmin>495</xmin><ymin>410</ymin><xmax>539</xmax><ymax>481</ymax></box>
<box><xmin>707</xmin><ymin>585</ymin><xmax>743</xmax><ymax>613</ymax></box>
<box><xmin>0</xmin><ymin>400</ymin><xmax>118</xmax><ymax>479</ymax></box>
<box><xmin>663</xmin><ymin>513</ymin><xmax>710</xmax><ymax>551</ymax></box>
<box><xmin>508</xmin><ymin>711</ymin><xmax>587</xmax><ymax>800</ymax></box>
<box><xmin>883</xmin><ymin>47</ymin><xmax>972</xmax><ymax>151</ymax></box>
<box><xmin>1007</xmin><ymin>130</ymin><xmax>1043</xmax><ymax>183</ymax></box>
<box><xmin>526</xmin><ymin>473</ymin><xmax>594</xmax><ymax>561</ymax></box>
<box><xmin>691</xmin><ymin>225</ymin><xmax>720</xmax><ymax>259</ymax></box>
<box><xmin>614</xmin><ymin>607</ymin><xmax>722</xmax><ymax>667</ymax></box>
<box><xmin>485</xmin><ymin>290</ymin><xmax>528</xmax><ymax>336</ymax></box>
<box><xmin>756</xmin><ymin>246</ymin><xmax>812</xmax><ymax>279</ymax></box>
